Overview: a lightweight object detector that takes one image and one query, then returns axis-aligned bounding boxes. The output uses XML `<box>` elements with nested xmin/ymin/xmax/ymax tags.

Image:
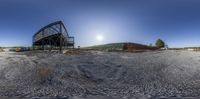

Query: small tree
<box><xmin>149</xmin><ymin>43</ymin><xmax>153</xmax><ymax>47</ymax></box>
<box><xmin>155</xmin><ymin>39</ymin><xmax>165</xmax><ymax>48</ymax></box>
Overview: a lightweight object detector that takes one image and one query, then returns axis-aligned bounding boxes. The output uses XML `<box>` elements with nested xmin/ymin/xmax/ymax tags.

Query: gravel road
<box><xmin>0</xmin><ymin>50</ymin><xmax>200</xmax><ymax>99</ymax></box>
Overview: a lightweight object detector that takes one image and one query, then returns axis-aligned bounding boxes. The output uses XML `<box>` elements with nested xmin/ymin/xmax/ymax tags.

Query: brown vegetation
<box><xmin>37</xmin><ymin>67</ymin><xmax>52</xmax><ymax>84</ymax></box>
<box><xmin>37</xmin><ymin>68</ymin><xmax>51</xmax><ymax>77</ymax></box>
<box><xmin>64</xmin><ymin>49</ymin><xmax>87</xmax><ymax>55</ymax></box>
<box><xmin>0</xmin><ymin>49</ymin><xmax>4</xmax><ymax>52</ymax></box>
<box><xmin>123</xmin><ymin>43</ymin><xmax>158</xmax><ymax>51</ymax></box>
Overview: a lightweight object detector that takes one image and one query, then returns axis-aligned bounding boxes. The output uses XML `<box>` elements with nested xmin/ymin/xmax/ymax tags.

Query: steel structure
<box><xmin>32</xmin><ymin>21</ymin><xmax>74</xmax><ymax>51</ymax></box>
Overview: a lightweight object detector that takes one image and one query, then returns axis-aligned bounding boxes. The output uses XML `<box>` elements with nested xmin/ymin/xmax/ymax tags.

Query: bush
<box><xmin>155</xmin><ymin>39</ymin><xmax>165</xmax><ymax>48</ymax></box>
<box><xmin>15</xmin><ymin>48</ymin><xmax>22</xmax><ymax>52</ymax></box>
<box><xmin>0</xmin><ymin>48</ymin><xmax>4</xmax><ymax>52</ymax></box>
<box><xmin>37</xmin><ymin>68</ymin><xmax>50</xmax><ymax>77</ymax></box>
<box><xmin>37</xmin><ymin>67</ymin><xmax>52</xmax><ymax>84</ymax></box>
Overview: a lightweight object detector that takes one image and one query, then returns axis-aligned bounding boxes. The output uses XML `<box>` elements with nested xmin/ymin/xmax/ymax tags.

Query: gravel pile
<box><xmin>0</xmin><ymin>50</ymin><xmax>200</xmax><ymax>99</ymax></box>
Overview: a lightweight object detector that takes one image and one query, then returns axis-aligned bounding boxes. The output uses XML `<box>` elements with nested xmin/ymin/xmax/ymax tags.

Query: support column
<box><xmin>60</xmin><ymin>37</ymin><xmax>62</xmax><ymax>53</ymax></box>
<box><xmin>42</xmin><ymin>31</ymin><xmax>45</xmax><ymax>50</ymax></box>
<box><xmin>59</xmin><ymin>23</ymin><xmax>62</xmax><ymax>53</ymax></box>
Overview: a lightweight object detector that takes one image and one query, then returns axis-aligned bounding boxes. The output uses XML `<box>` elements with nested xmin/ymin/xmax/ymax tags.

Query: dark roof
<box><xmin>33</xmin><ymin>21</ymin><xmax>68</xmax><ymax>38</ymax></box>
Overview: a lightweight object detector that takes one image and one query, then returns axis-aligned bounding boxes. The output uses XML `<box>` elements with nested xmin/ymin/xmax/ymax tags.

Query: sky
<box><xmin>0</xmin><ymin>0</ymin><xmax>200</xmax><ymax>47</ymax></box>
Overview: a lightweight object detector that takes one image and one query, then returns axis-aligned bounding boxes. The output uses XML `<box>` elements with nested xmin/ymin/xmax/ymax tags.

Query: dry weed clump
<box><xmin>0</xmin><ymin>48</ymin><xmax>4</xmax><ymax>52</ymax></box>
<box><xmin>37</xmin><ymin>67</ymin><xmax>52</xmax><ymax>84</ymax></box>
<box><xmin>64</xmin><ymin>50</ymin><xmax>83</xmax><ymax>55</ymax></box>
<box><xmin>37</xmin><ymin>68</ymin><xmax>50</xmax><ymax>77</ymax></box>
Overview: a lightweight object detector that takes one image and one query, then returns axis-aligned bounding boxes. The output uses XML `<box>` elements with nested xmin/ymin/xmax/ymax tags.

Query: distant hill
<box><xmin>85</xmin><ymin>43</ymin><xmax>124</xmax><ymax>50</ymax></box>
<box><xmin>84</xmin><ymin>42</ymin><xmax>157</xmax><ymax>51</ymax></box>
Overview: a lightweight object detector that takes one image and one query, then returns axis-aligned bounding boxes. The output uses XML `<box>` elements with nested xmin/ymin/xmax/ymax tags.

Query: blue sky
<box><xmin>0</xmin><ymin>0</ymin><xmax>200</xmax><ymax>47</ymax></box>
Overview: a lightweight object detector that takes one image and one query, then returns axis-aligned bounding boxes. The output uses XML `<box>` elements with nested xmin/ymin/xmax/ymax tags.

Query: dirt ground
<box><xmin>0</xmin><ymin>50</ymin><xmax>200</xmax><ymax>99</ymax></box>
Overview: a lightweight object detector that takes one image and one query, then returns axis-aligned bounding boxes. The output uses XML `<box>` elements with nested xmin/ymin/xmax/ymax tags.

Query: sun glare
<box><xmin>96</xmin><ymin>34</ymin><xmax>104</xmax><ymax>41</ymax></box>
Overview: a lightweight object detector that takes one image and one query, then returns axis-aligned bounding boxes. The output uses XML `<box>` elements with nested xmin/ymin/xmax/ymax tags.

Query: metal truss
<box><xmin>32</xmin><ymin>21</ymin><xmax>74</xmax><ymax>51</ymax></box>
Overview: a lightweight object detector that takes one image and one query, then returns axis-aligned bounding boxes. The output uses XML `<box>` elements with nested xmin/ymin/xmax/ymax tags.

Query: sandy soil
<box><xmin>0</xmin><ymin>50</ymin><xmax>200</xmax><ymax>99</ymax></box>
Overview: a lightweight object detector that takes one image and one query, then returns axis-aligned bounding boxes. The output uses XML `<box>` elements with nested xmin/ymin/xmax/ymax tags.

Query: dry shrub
<box><xmin>0</xmin><ymin>49</ymin><xmax>4</xmax><ymax>52</ymax></box>
<box><xmin>37</xmin><ymin>68</ymin><xmax>51</xmax><ymax>77</ymax></box>
<box><xmin>15</xmin><ymin>48</ymin><xmax>21</xmax><ymax>52</ymax></box>
<box><xmin>64</xmin><ymin>50</ymin><xmax>82</xmax><ymax>55</ymax></box>
<box><xmin>37</xmin><ymin>67</ymin><xmax>52</xmax><ymax>84</ymax></box>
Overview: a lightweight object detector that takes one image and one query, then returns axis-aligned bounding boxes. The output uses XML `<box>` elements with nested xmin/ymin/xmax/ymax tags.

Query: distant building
<box><xmin>184</xmin><ymin>47</ymin><xmax>200</xmax><ymax>51</ymax></box>
<box><xmin>123</xmin><ymin>42</ymin><xmax>158</xmax><ymax>51</ymax></box>
<box><xmin>86</xmin><ymin>42</ymin><xmax>158</xmax><ymax>51</ymax></box>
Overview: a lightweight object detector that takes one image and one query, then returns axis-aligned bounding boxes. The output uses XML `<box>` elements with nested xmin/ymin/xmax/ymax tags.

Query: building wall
<box><xmin>123</xmin><ymin>43</ymin><xmax>157</xmax><ymax>51</ymax></box>
<box><xmin>186</xmin><ymin>48</ymin><xmax>200</xmax><ymax>51</ymax></box>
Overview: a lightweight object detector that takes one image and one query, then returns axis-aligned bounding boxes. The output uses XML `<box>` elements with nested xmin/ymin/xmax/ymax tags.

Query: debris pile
<box><xmin>64</xmin><ymin>49</ymin><xmax>87</xmax><ymax>55</ymax></box>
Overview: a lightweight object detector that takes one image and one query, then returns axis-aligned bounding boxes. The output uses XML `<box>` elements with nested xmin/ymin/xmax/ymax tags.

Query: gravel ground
<box><xmin>0</xmin><ymin>50</ymin><xmax>200</xmax><ymax>99</ymax></box>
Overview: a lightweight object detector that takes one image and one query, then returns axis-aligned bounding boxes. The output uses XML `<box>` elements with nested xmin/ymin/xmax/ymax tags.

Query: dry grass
<box><xmin>0</xmin><ymin>49</ymin><xmax>4</xmax><ymax>52</ymax></box>
<box><xmin>64</xmin><ymin>49</ymin><xmax>84</xmax><ymax>55</ymax></box>
<box><xmin>15</xmin><ymin>48</ymin><xmax>22</xmax><ymax>52</ymax></box>
<box><xmin>36</xmin><ymin>67</ymin><xmax>54</xmax><ymax>84</ymax></box>
<box><xmin>37</xmin><ymin>67</ymin><xmax>51</xmax><ymax>77</ymax></box>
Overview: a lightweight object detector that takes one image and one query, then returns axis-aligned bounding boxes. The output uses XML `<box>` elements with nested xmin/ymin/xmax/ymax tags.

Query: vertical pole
<box><xmin>73</xmin><ymin>37</ymin><xmax>75</xmax><ymax>49</ymax></box>
<box><xmin>59</xmin><ymin>23</ymin><xmax>62</xmax><ymax>53</ymax></box>
<box><xmin>32</xmin><ymin>36</ymin><xmax>34</xmax><ymax>51</ymax></box>
<box><xmin>32</xmin><ymin>44</ymin><xmax>34</xmax><ymax>51</ymax></box>
<box><xmin>42</xmin><ymin>31</ymin><xmax>44</xmax><ymax>50</ymax></box>
<box><xmin>50</xmin><ymin>39</ymin><xmax>52</xmax><ymax>52</ymax></box>
<box><xmin>48</xmin><ymin>39</ymin><xmax>51</xmax><ymax>52</ymax></box>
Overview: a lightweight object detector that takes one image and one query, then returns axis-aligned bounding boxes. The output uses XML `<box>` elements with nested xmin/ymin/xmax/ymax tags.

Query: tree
<box><xmin>149</xmin><ymin>43</ymin><xmax>153</xmax><ymax>47</ymax></box>
<box><xmin>155</xmin><ymin>39</ymin><xmax>165</xmax><ymax>48</ymax></box>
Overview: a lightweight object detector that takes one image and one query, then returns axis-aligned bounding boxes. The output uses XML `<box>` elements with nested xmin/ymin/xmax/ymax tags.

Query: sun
<box><xmin>96</xmin><ymin>34</ymin><xmax>104</xmax><ymax>41</ymax></box>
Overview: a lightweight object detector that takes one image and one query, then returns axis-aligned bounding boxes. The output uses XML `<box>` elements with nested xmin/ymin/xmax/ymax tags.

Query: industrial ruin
<box><xmin>32</xmin><ymin>21</ymin><xmax>74</xmax><ymax>51</ymax></box>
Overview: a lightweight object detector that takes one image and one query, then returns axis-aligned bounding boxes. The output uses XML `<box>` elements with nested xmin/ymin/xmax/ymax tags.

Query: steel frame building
<box><xmin>32</xmin><ymin>21</ymin><xmax>74</xmax><ymax>51</ymax></box>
